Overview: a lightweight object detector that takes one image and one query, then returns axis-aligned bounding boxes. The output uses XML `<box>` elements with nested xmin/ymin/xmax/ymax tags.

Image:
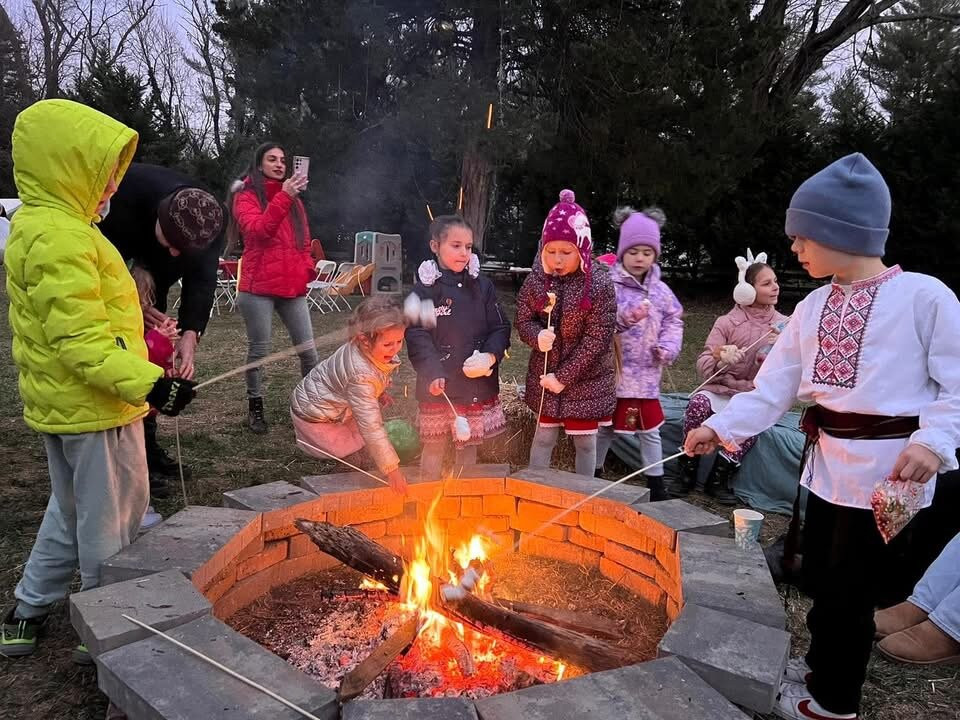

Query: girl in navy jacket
<box><xmin>406</xmin><ymin>216</ymin><xmax>511</xmax><ymax>479</ymax></box>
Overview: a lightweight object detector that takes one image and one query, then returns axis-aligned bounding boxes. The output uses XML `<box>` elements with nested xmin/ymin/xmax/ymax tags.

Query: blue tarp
<box><xmin>610</xmin><ymin>393</ymin><xmax>807</xmax><ymax>516</ymax></box>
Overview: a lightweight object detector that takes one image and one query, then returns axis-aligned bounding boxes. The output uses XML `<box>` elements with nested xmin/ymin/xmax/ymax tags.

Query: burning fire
<box><xmin>378</xmin><ymin>491</ymin><xmax>567</xmax><ymax>684</ymax></box>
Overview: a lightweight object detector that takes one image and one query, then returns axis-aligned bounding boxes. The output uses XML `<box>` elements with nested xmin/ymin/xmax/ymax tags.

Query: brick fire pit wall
<box><xmin>71</xmin><ymin>465</ymin><xmax>791</xmax><ymax>720</ymax></box>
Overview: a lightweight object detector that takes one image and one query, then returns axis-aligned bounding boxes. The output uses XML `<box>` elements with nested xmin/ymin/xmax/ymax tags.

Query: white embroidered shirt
<box><xmin>705</xmin><ymin>266</ymin><xmax>960</xmax><ymax>509</ymax></box>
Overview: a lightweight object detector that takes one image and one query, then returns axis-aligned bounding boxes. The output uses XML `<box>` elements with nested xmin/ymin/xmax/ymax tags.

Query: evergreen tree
<box><xmin>0</xmin><ymin>5</ymin><xmax>34</xmax><ymax>196</ymax></box>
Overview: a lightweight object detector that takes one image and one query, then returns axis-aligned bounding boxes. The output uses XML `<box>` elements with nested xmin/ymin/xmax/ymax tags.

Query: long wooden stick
<box><xmin>338</xmin><ymin>614</ymin><xmax>420</xmax><ymax>702</ymax></box>
<box><xmin>121</xmin><ymin>615</ymin><xmax>325</xmax><ymax>720</ymax></box>
<box><xmin>295</xmin><ymin>439</ymin><xmax>389</xmax><ymax>487</ymax></box>
<box><xmin>440</xmin><ymin>389</ymin><xmax>460</xmax><ymax>417</ymax></box>
<box><xmin>535</xmin><ymin>306</ymin><xmax>555</xmax><ymax>421</ymax></box>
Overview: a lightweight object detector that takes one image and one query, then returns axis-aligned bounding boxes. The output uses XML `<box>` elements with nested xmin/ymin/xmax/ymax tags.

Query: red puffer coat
<box><xmin>233</xmin><ymin>177</ymin><xmax>314</xmax><ymax>297</ymax></box>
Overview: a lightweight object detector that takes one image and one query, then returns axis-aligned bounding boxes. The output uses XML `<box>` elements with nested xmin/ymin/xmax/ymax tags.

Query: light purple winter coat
<box><xmin>612</xmin><ymin>263</ymin><xmax>683</xmax><ymax>399</ymax></box>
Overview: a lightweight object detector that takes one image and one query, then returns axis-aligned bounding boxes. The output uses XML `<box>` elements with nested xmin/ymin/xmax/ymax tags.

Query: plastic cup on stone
<box><xmin>733</xmin><ymin>509</ymin><xmax>764</xmax><ymax>549</ymax></box>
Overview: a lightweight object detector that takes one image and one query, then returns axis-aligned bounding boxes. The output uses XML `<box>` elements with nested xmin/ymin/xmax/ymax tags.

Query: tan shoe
<box><xmin>873</xmin><ymin>601</ymin><xmax>927</xmax><ymax>639</ymax></box>
<box><xmin>876</xmin><ymin>620</ymin><xmax>960</xmax><ymax>665</ymax></box>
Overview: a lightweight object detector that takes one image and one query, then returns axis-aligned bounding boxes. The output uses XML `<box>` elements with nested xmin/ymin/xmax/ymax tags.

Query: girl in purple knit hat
<box><xmin>595</xmin><ymin>207</ymin><xmax>683</xmax><ymax>501</ymax></box>
<box><xmin>516</xmin><ymin>190</ymin><xmax>618</xmax><ymax>477</ymax></box>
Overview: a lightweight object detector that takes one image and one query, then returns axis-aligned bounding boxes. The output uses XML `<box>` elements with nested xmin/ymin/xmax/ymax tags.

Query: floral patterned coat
<box><xmin>516</xmin><ymin>263</ymin><xmax>617</xmax><ymax>419</ymax></box>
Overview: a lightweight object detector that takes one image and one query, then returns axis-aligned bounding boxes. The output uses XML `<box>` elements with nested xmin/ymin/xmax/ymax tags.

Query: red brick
<box><xmin>625</xmin><ymin>511</ymin><xmax>677</xmax><ymax>550</ymax></box>
<box><xmin>518</xmin><ymin>500</ymin><xmax>578</xmax><ymax>526</ymax></box>
<box><xmin>655</xmin><ymin>542</ymin><xmax>680</xmax><ymax>580</ymax></box>
<box><xmin>213</xmin><ymin>564</ymin><xmax>279</xmax><ymax>620</ymax></box>
<box><xmin>510</xmin><ymin>515</ymin><xmax>565</xmax><ymax>541</ymax></box>
<box><xmin>202</xmin><ymin>565</ymin><xmax>237</xmax><ymax>603</ymax></box>
<box><xmin>577</xmin><ymin>496</ymin><xmax>638</xmax><ymax>521</ymax></box>
<box><xmin>489</xmin><ymin>531</ymin><xmax>517</xmax><ymax>553</ymax></box>
<box><xmin>599</xmin><ymin>557</ymin><xmax>666</xmax><ymax>608</ymax></box>
<box><xmin>568</xmin><ymin>527</ymin><xmax>607</xmax><ymax>553</ymax></box>
<box><xmin>380</xmin><ymin>534</ymin><xmax>414</xmax><ymax>561</ymax></box>
<box><xmin>236</xmin><ymin>536</ymin><xmax>265</xmax><ymax>563</ymax></box>
<box><xmin>328</xmin><ymin>499</ymin><xmax>404</xmax><ymax>526</ymax></box>
<box><xmin>386</xmin><ymin>515</ymin><xmax>423</xmax><ymax>537</ymax></box>
<box><xmin>483</xmin><ymin>494</ymin><xmax>517</xmax><ymax>516</ymax></box>
<box><xmin>237</xmin><ymin>540</ymin><xmax>289</xmax><ymax>580</ymax></box>
<box><xmin>444</xmin><ymin>477</ymin><xmax>505</xmax><ymax>496</ymax></box>
<box><xmin>579</xmin><ymin>512</ymin><xmax>654</xmax><ymax>553</ymax></box>
<box><xmin>406</xmin><ymin>481</ymin><xmax>442</xmax><ymax>503</ymax></box>
<box><xmin>504</xmin><ymin>478</ymin><xmax>564</xmax><ymax>507</ymax></box>
<box><xmin>274</xmin><ymin>552</ymin><xmax>342</xmax><ymax>585</ymax></box>
<box><xmin>476</xmin><ymin>516</ymin><xmax>511</xmax><ymax>534</ymax></box>
<box><xmin>263</xmin><ymin>525</ymin><xmax>302</xmax><ymax>541</ymax></box>
<box><xmin>354</xmin><ymin>521</ymin><xmax>387</xmax><ymax>540</ymax></box>
<box><xmin>418</xmin><ymin>496</ymin><xmax>460</xmax><ymax>520</ymax></box>
<box><xmin>445</xmin><ymin>516</ymin><xmax>510</xmax><ymax>540</ymax></box>
<box><xmin>657</xmin><ymin>566</ymin><xmax>682</xmax><ymax>604</ymax></box>
<box><xmin>604</xmin><ymin>542</ymin><xmax>659</xmax><ymax>579</ymax></box>
<box><xmin>193</xmin><ymin>515</ymin><xmax>262</xmax><ymax>590</ymax></box>
<box><xmin>261</xmin><ymin>497</ymin><xmax>327</xmax><ymax>535</ymax></box>
<box><xmin>519</xmin><ymin>534</ymin><xmax>601</xmax><ymax>567</ymax></box>
<box><xmin>666</xmin><ymin>598</ymin><xmax>683</xmax><ymax>623</ymax></box>
<box><xmin>461</xmin><ymin>497</ymin><xmax>483</xmax><ymax>517</ymax></box>
<box><xmin>287</xmin><ymin>533</ymin><xmax>319</xmax><ymax>559</ymax></box>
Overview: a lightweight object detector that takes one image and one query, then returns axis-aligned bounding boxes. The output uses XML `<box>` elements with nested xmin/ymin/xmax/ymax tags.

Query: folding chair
<box><xmin>325</xmin><ymin>262</ymin><xmax>361</xmax><ymax>311</ymax></box>
<box><xmin>355</xmin><ymin>263</ymin><xmax>375</xmax><ymax>297</ymax></box>
<box><xmin>306</xmin><ymin>259</ymin><xmax>338</xmax><ymax>312</ymax></box>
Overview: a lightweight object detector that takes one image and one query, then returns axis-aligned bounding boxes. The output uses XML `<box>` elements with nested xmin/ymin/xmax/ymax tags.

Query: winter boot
<box><xmin>646</xmin><ymin>475</ymin><xmax>669</xmax><ymax>502</ymax></box>
<box><xmin>705</xmin><ymin>455</ymin><xmax>739</xmax><ymax>506</ymax></box>
<box><xmin>669</xmin><ymin>454</ymin><xmax>700</xmax><ymax>497</ymax></box>
<box><xmin>248</xmin><ymin>397</ymin><xmax>268</xmax><ymax>434</ymax></box>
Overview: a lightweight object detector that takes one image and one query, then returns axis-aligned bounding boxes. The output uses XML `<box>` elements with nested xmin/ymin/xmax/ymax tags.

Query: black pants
<box><xmin>802</xmin><ymin>492</ymin><xmax>931</xmax><ymax>714</ymax></box>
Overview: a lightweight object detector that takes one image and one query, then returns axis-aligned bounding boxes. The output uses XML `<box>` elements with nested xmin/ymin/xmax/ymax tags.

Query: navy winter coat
<box><xmin>405</xmin><ymin>265</ymin><xmax>511</xmax><ymax>405</ymax></box>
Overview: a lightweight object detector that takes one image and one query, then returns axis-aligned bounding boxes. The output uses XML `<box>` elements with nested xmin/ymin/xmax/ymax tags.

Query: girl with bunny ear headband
<box><xmin>733</xmin><ymin>248</ymin><xmax>769</xmax><ymax>306</ymax></box>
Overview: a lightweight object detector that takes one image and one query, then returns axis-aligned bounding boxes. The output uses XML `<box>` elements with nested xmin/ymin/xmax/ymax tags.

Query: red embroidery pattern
<box><xmin>813</xmin><ymin>266</ymin><xmax>902</xmax><ymax>388</ymax></box>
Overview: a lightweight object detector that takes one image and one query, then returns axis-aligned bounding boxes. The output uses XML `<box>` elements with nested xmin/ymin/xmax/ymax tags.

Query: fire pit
<box><xmin>77</xmin><ymin>465</ymin><xmax>790</xmax><ymax>720</ymax></box>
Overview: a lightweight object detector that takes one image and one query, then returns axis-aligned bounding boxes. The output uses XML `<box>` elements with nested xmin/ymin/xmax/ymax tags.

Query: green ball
<box><xmin>384</xmin><ymin>419</ymin><xmax>420</xmax><ymax>464</ymax></box>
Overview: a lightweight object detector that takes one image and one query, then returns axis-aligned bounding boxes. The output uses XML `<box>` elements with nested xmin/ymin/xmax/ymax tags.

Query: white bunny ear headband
<box><xmin>733</xmin><ymin>248</ymin><xmax>768</xmax><ymax>306</ymax></box>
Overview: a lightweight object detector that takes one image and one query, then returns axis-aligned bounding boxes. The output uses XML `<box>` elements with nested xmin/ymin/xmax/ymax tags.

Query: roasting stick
<box><xmin>516</xmin><ymin>450</ymin><xmax>688</xmax><ymax>550</ymax></box>
<box><xmin>296</xmin><ymin>438</ymin><xmax>390</xmax><ymax>487</ymax></box>
<box><xmin>121</xmin><ymin>615</ymin><xmax>325</xmax><ymax>720</ymax></box>
<box><xmin>535</xmin><ymin>291</ymin><xmax>558</xmax><ymax>422</ymax></box>
<box><xmin>172</xmin><ymin>356</ymin><xmax>189</xmax><ymax>507</ymax></box>
<box><xmin>688</xmin><ymin>320</ymin><xmax>787</xmax><ymax>397</ymax></box>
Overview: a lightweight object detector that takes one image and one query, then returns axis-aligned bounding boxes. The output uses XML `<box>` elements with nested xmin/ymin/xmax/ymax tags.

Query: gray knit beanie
<box><xmin>785</xmin><ymin>153</ymin><xmax>891</xmax><ymax>257</ymax></box>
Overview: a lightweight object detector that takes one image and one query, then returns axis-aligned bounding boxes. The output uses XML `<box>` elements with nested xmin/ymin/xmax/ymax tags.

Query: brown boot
<box><xmin>874</xmin><ymin>600</ymin><xmax>928</xmax><ymax>640</ymax></box>
<box><xmin>876</xmin><ymin>620</ymin><xmax>960</xmax><ymax>665</ymax></box>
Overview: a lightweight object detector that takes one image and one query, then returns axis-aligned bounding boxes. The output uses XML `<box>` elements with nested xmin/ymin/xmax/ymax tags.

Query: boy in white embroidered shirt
<box><xmin>684</xmin><ymin>153</ymin><xmax>960</xmax><ymax>720</ymax></box>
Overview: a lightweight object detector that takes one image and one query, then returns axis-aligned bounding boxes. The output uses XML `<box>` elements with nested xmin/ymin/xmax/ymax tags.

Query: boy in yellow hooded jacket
<box><xmin>1</xmin><ymin>100</ymin><xmax>196</xmax><ymax>659</ymax></box>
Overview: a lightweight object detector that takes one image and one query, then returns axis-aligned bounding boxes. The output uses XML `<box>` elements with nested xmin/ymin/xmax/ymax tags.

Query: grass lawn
<box><xmin>0</xmin><ymin>272</ymin><xmax>955</xmax><ymax>719</ymax></box>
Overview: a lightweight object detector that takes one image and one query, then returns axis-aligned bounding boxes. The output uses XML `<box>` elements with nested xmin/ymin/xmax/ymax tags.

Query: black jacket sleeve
<box><xmin>177</xmin><ymin>236</ymin><xmax>224</xmax><ymax>335</ymax></box>
<box><xmin>480</xmin><ymin>278</ymin><xmax>511</xmax><ymax>360</ymax></box>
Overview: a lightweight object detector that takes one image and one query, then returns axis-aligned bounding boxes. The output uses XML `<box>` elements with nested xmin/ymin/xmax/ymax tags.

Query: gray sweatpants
<box><xmin>14</xmin><ymin>421</ymin><xmax>149</xmax><ymax>619</ymax></box>
<box><xmin>237</xmin><ymin>292</ymin><xmax>318</xmax><ymax>399</ymax></box>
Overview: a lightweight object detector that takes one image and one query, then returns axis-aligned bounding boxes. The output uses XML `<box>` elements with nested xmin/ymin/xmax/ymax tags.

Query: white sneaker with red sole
<box><xmin>774</xmin><ymin>681</ymin><xmax>857</xmax><ymax>720</ymax></box>
<box><xmin>783</xmin><ymin>657</ymin><xmax>812</xmax><ymax>684</ymax></box>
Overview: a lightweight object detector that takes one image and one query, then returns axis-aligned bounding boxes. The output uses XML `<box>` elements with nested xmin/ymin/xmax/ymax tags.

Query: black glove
<box><xmin>146</xmin><ymin>377</ymin><xmax>197</xmax><ymax>417</ymax></box>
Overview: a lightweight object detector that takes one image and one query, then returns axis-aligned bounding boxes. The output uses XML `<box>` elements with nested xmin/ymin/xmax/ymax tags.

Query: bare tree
<box><xmin>179</xmin><ymin>0</ymin><xmax>235</xmax><ymax>153</ymax></box>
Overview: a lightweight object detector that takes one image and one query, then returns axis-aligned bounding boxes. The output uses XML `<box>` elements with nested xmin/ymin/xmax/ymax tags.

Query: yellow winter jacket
<box><xmin>5</xmin><ymin>100</ymin><xmax>163</xmax><ymax>434</ymax></box>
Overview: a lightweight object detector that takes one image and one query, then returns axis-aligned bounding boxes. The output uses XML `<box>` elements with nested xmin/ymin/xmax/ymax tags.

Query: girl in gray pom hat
<box><xmin>685</xmin><ymin>153</ymin><xmax>960</xmax><ymax>720</ymax></box>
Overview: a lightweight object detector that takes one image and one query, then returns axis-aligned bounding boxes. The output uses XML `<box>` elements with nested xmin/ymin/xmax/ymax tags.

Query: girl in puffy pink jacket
<box><xmin>673</xmin><ymin>251</ymin><xmax>787</xmax><ymax>504</ymax></box>
<box><xmin>595</xmin><ymin>207</ymin><xmax>683</xmax><ymax>501</ymax></box>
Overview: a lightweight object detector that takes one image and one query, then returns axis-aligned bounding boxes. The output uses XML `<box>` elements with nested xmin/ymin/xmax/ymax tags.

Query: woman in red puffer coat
<box><xmin>226</xmin><ymin>142</ymin><xmax>318</xmax><ymax>434</ymax></box>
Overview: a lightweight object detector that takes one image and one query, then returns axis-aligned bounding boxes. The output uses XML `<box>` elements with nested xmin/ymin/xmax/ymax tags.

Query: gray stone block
<box><xmin>678</xmin><ymin>531</ymin><xmax>786</xmax><ymax>629</ymax></box>
<box><xmin>453</xmin><ymin>464</ymin><xmax>510</xmax><ymax>478</ymax></box>
<box><xmin>509</xmin><ymin>466</ymin><xmax>650</xmax><ymax>506</ymax></box>
<box><xmin>223</xmin><ymin>480</ymin><xmax>317</xmax><ymax>511</ymax></box>
<box><xmin>97</xmin><ymin>615</ymin><xmax>337</xmax><ymax>720</ymax></box>
<box><xmin>300</xmin><ymin>471</ymin><xmax>386</xmax><ymax>494</ymax></box>
<box><xmin>343</xmin><ymin>698</ymin><xmax>478</xmax><ymax>720</ymax></box>
<box><xmin>474</xmin><ymin>657</ymin><xmax>749</xmax><ymax>720</ymax></box>
<box><xmin>658</xmin><ymin>603</ymin><xmax>790</xmax><ymax>713</ymax></box>
<box><xmin>70</xmin><ymin>570</ymin><xmax>210</xmax><ymax>658</ymax></box>
<box><xmin>634</xmin><ymin>500</ymin><xmax>729</xmax><ymax>537</ymax></box>
<box><xmin>101</xmin><ymin>506</ymin><xmax>259</xmax><ymax>585</ymax></box>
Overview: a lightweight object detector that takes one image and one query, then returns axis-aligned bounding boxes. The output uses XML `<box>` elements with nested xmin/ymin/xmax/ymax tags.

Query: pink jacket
<box><xmin>696</xmin><ymin>304</ymin><xmax>788</xmax><ymax>396</ymax></box>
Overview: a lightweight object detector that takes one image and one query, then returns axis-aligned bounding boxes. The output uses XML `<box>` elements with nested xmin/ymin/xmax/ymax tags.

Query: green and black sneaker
<box><xmin>72</xmin><ymin>643</ymin><xmax>94</xmax><ymax>666</ymax></box>
<box><xmin>0</xmin><ymin>608</ymin><xmax>45</xmax><ymax>658</ymax></box>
